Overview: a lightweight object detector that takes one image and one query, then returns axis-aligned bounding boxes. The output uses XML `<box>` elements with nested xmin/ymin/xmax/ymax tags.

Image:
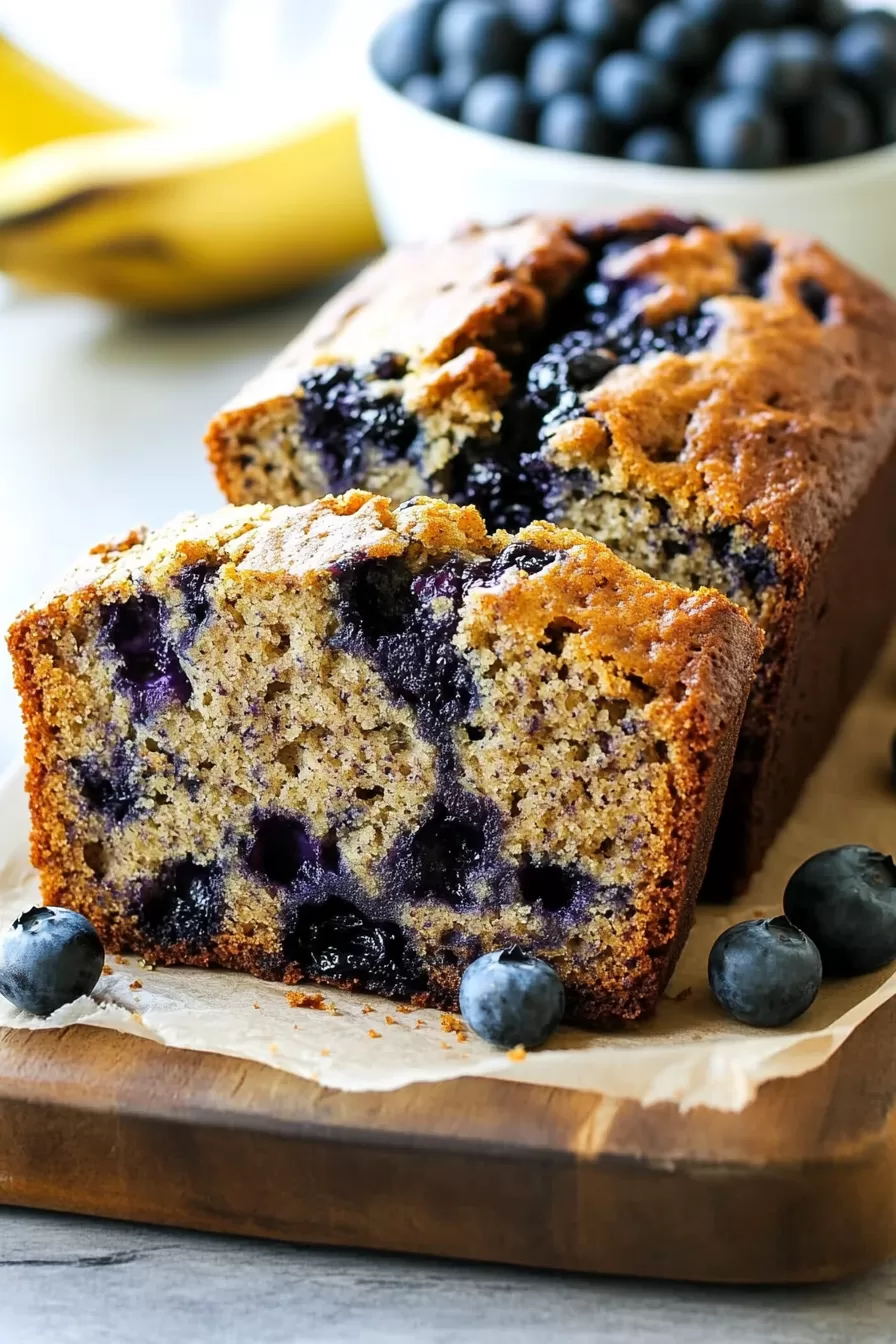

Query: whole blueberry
<box><xmin>835</xmin><ymin>17</ymin><xmax>896</xmax><ymax>96</ymax></box>
<box><xmin>708</xmin><ymin>917</ymin><xmax>822</xmax><ymax>1028</ymax></box>
<box><xmin>694</xmin><ymin>90</ymin><xmax>786</xmax><ymax>168</ymax></box>
<box><xmin>441</xmin><ymin>56</ymin><xmax>493</xmax><ymax>105</ymax></box>
<box><xmin>0</xmin><ymin>906</ymin><xmax>105</xmax><ymax>1017</ymax></box>
<box><xmin>719</xmin><ymin>32</ymin><xmax>778</xmax><ymax>97</ymax></box>
<box><xmin>784</xmin><ymin>846</ymin><xmax>896</xmax><ymax>977</ymax></box>
<box><xmin>817</xmin><ymin>0</ymin><xmax>851</xmax><ymax>35</ymax></box>
<box><xmin>371</xmin><ymin>3</ymin><xmax>441</xmax><ymax>88</ymax></box>
<box><xmin>537</xmin><ymin>92</ymin><xmax>616</xmax><ymax>151</ymax></box>
<box><xmin>526</xmin><ymin>33</ymin><xmax>598</xmax><ymax>102</ymax></box>
<box><xmin>794</xmin><ymin>83</ymin><xmax>875</xmax><ymax>162</ymax></box>
<box><xmin>461</xmin><ymin>74</ymin><xmax>535</xmax><ymax>139</ymax></box>
<box><xmin>459</xmin><ymin>945</ymin><xmax>565</xmax><ymax>1048</ymax></box>
<box><xmin>639</xmin><ymin>4</ymin><xmax>717</xmax><ymax>71</ymax></box>
<box><xmin>755</xmin><ymin>0</ymin><xmax>815</xmax><ymax>23</ymax></box>
<box><xmin>720</xmin><ymin>29</ymin><xmax>830</xmax><ymax>106</ymax></box>
<box><xmin>564</xmin><ymin>0</ymin><xmax>647</xmax><ymax>44</ymax></box>
<box><xmin>403</xmin><ymin>72</ymin><xmax>460</xmax><ymax>115</ymax></box>
<box><xmin>436</xmin><ymin>0</ymin><xmax>526</xmax><ymax>72</ymax></box>
<box><xmin>506</xmin><ymin>0</ymin><xmax>564</xmax><ymax>36</ymax></box>
<box><xmin>624</xmin><ymin>124</ymin><xmax>693</xmax><ymax>164</ymax></box>
<box><xmin>594</xmin><ymin>51</ymin><xmax>680</xmax><ymax>127</ymax></box>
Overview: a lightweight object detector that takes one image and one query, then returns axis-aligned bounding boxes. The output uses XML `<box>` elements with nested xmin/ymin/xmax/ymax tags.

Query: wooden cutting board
<box><xmin>1</xmin><ymin>987</ymin><xmax>895</xmax><ymax>1285</ymax></box>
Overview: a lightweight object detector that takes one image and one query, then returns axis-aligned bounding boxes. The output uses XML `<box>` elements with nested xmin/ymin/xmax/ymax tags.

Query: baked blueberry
<box><xmin>624</xmin><ymin>125</ymin><xmax>693</xmax><ymax>164</ymax></box>
<box><xmin>564</xmin><ymin>0</ymin><xmax>646</xmax><ymax>44</ymax></box>
<box><xmin>371</xmin><ymin>2</ymin><xmax>440</xmax><ymax>88</ymax></box>
<box><xmin>594</xmin><ymin>52</ymin><xmax>680</xmax><ymax>127</ymax></box>
<box><xmin>794</xmin><ymin>84</ymin><xmax>874</xmax><ymax>162</ymax></box>
<box><xmin>537</xmin><ymin>92</ymin><xmax>615</xmax><ymax>152</ymax></box>
<box><xmin>507</xmin><ymin>0</ymin><xmax>565</xmax><ymax>36</ymax></box>
<box><xmin>638</xmin><ymin>4</ymin><xmax>717</xmax><ymax>70</ymax></box>
<box><xmin>459</xmin><ymin>945</ymin><xmax>565</xmax><ymax>1048</ymax></box>
<box><xmin>403</xmin><ymin>72</ymin><xmax>460</xmax><ymax>116</ymax></box>
<box><xmin>694</xmin><ymin>90</ymin><xmax>785</xmax><ymax>168</ymax></box>
<box><xmin>834</xmin><ymin>16</ymin><xmax>896</xmax><ymax>96</ymax></box>
<box><xmin>708</xmin><ymin>916</ymin><xmax>822</xmax><ymax>1027</ymax></box>
<box><xmin>436</xmin><ymin>0</ymin><xmax>526</xmax><ymax>73</ymax></box>
<box><xmin>526</xmin><ymin>33</ymin><xmax>598</xmax><ymax>103</ymax></box>
<box><xmin>0</xmin><ymin>906</ymin><xmax>105</xmax><ymax>1017</ymax></box>
<box><xmin>784</xmin><ymin>846</ymin><xmax>896</xmax><ymax>977</ymax></box>
<box><xmin>461</xmin><ymin>74</ymin><xmax>535</xmax><ymax>140</ymax></box>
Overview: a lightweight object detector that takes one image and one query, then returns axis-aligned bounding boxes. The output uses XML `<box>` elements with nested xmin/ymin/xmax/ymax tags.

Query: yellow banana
<box><xmin>0</xmin><ymin>33</ymin><xmax>142</xmax><ymax>157</ymax></box>
<box><xmin>0</xmin><ymin>113</ymin><xmax>382</xmax><ymax>311</ymax></box>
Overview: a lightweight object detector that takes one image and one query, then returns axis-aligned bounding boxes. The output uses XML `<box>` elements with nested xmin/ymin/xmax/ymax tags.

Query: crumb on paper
<box><xmin>385</xmin><ymin>1014</ymin><xmax>397</xmax><ymax>1026</ymax></box>
<box><xmin>253</xmin><ymin>1002</ymin><xmax>260</xmax><ymax>1010</ymax></box>
<box><xmin>129</xmin><ymin>980</ymin><xmax>143</xmax><ymax>991</ymax></box>
<box><xmin>320</xmin><ymin>1048</ymin><xmax>330</xmax><ymax>1057</ymax></box>
<box><xmin>114</xmin><ymin>956</ymin><xmax>128</xmax><ymax>965</ymax></box>
<box><xmin>130</xmin><ymin>1012</ymin><xmax>143</xmax><ymax>1025</ymax></box>
<box><xmin>269</xmin><ymin>1043</ymin><xmax>279</xmax><ymax>1056</ymax></box>
<box><xmin>456</xmin><ymin>1030</ymin><xmax>468</xmax><ymax>1043</ymax></box>
<box><xmin>441</xmin><ymin>1012</ymin><xmax>464</xmax><ymax>1034</ymax></box>
<box><xmin>416</xmin><ymin>1018</ymin><xmax>425</xmax><ymax>1027</ymax></box>
<box><xmin>362</xmin><ymin>1004</ymin><xmax>374</xmax><ymax>1015</ymax></box>
<box><xmin>368</xmin><ymin>1029</ymin><xmax>381</xmax><ymax>1039</ymax></box>
<box><xmin>287</xmin><ymin>989</ymin><xmax>325</xmax><ymax>1010</ymax></box>
<box><xmin>324</xmin><ymin>1001</ymin><xmax>341</xmax><ymax>1016</ymax></box>
<box><xmin>439</xmin><ymin>1041</ymin><xmax>452</xmax><ymax>1051</ymax></box>
<box><xmin>396</xmin><ymin>1004</ymin><xmax>411</xmax><ymax>1014</ymax></box>
<box><xmin>673</xmin><ymin>986</ymin><xmax>693</xmax><ymax>1003</ymax></box>
<box><xmin>101</xmin><ymin>965</ymin><xmax>112</xmax><ymax>977</ymax></box>
<box><xmin>507</xmin><ymin>1045</ymin><xmax>527</xmax><ymax>1062</ymax></box>
<box><xmin>138</xmin><ymin>959</ymin><xmax>156</xmax><ymax>971</ymax></box>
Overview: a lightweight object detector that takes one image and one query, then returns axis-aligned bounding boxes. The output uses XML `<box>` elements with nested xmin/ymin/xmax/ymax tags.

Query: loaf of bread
<box><xmin>8</xmin><ymin>493</ymin><xmax>759</xmax><ymax>1023</ymax></box>
<box><xmin>205</xmin><ymin>212</ymin><xmax>896</xmax><ymax>895</ymax></box>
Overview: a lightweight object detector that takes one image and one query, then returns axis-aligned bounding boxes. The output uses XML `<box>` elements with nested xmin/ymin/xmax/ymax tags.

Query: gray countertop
<box><xmin>0</xmin><ymin>286</ymin><xmax>893</xmax><ymax>1343</ymax></box>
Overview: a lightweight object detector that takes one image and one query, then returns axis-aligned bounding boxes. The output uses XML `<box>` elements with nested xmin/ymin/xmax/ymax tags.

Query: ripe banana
<box><xmin>0</xmin><ymin>33</ymin><xmax>142</xmax><ymax>157</ymax></box>
<box><xmin>0</xmin><ymin>113</ymin><xmax>383</xmax><ymax>311</ymax></box>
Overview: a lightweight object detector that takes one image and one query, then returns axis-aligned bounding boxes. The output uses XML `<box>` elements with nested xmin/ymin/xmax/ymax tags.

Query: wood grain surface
<box><xmin>2</xmin><ymin>981</ymin><xmax>896</xmax><ymax>1286</ymax></box>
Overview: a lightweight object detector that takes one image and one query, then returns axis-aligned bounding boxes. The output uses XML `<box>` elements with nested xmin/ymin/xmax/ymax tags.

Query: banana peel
<box><xmin>0</xmin><ymin>113</ymin><xmax>383</xmax><ymax>311</ymax></box>
<box><xmin>0</xmin><ymin>33</ymin><xmax>143</xmax><ymax>157</ymax></box>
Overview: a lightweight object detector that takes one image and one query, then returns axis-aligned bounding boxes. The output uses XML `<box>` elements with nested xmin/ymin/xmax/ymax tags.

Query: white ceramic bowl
<box><xmin>359</xmin><ymin>63</ymin><xmax>896</xmax><ymax>291</ymax></box>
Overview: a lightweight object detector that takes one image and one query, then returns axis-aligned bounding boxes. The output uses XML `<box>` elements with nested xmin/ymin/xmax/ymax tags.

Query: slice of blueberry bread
<box><xmin>205</xmin><ymin>211</ymin><xmax>896</xmax><ymax>897</ymax></box>
<box><xmin>8</xmin><ymin>493</ymin><xmax>759</xmax><ymax>1024</ymax></box>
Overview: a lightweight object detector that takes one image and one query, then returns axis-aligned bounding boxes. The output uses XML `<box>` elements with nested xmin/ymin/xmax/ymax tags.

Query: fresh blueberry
<box><xmin>564</xmin><ymin>0</ymin><xmax>647</xmax><ymax>44</ymax></box>
<box><xmin>594</xmin><ymin>51</ymin><xmax>680</xmax><ymax>127</ymax></box>
<box><xmin>638</xmin><ymin>4</ymin><xmax>717</xmax><ymax>70</ymax></box>
<box><xmin>440</xmin><ymin>57</ymin><xmax>491</xmax><ymax>106</ymax></box>
<box><xmin>694</xmin><ymin>90</ymin><xmax>786</xmax><ymax>169</ymax></box>
<box><xmin>0</xmin><ymin>906</ymin><xmax>105</xmax><ymax>1017</ymax></box>
<box><xmin>371</xmin><ymin>2</ymin><xmax>441</xmax><ymax>88</ymax></box>
<box><xmin>835</xmin><ymin>17</ymin><xmax>896</xmax><ymax>96</ymax></box>
<box><xmin>435</xmin><ymin>0</ymin><xmax>526</xmax><ymax>73</ymax></box>
<box><xmin>526</xmin><ymin>33</ymin><xmax>598</xmax><ymax>102</ymax></box>
<box><xmin>537</xmin><ymin>92</ymin><xmax>616</xmax><ymax>151</ymax></box>
<box><xmin>794</xmin><ymin>83</ymin><xmax>874</xmax><ymax>162</ymax></box>
<box><xmin>708</xmin><ymin>917</ymin><xmax>822</xmax><ymax>1028</ymax></box>
<box><xmin>816</xmin><ymin>0</ymin><xmax>851</xmax><ymax>35</ymax></box>
<box><xmin>721</xmin><ymin>29</ymin><xmax>831</xmax><ymax>106</ymax></box>
<box><xmin>506</xmin><ymin>0</ymin><xmax>564</xmax><ymax>36</ymax></box>
<box><xmin>461</xmin><ymin>74</ymin><xmax>535</xmax><ymax>140</ymax></box>
<box><xmin>624</xmin><ymin>124</ymin><xmax>693</xmax><ymax>164</ymax></box>
<box><xmin>403</xmin><ymin>72</ymin><xmax>460</xmax><ymax>115</ymax></box>
<box><xmin>784</xmin><ymin>846</ymin><xmax>896</xmax><ymax>977</ymax></box>
<box><xmin>459</xmin><ymin>945</ymin><xmax>565</xmax><ymax>1048</ymax></box>
<box><xmin>755</xmin><ymin>0</ymin><xmax>815</xmax><ymax>23</ymax></box>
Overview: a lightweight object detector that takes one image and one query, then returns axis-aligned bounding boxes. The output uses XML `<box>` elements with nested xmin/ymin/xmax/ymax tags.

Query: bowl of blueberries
<box><xmin>362</xmin><ymin>0</ymin><xmax>896</xmax><ymax>287</ymax></box>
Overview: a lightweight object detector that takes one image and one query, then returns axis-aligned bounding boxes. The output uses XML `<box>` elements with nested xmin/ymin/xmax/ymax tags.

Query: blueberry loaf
<box><xmin>8</xmin><ymin>492</ymin><xmax>759</xmax><ymax>1024</ymax></box>
<box><xmin>206</xmin><ymin>212</ymin><xmax>896</xmax><ymax>897</ymax></box>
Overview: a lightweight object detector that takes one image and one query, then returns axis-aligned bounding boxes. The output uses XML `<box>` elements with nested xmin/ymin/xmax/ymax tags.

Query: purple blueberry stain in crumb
<box><xmin>296</xmin><ymin>361</ymin><xmax>421</xmax><ymax>493</ymax></box>
<box><xmin>285</xmin><ymin>896</ymin><xmax>427</xmax><ymax>999</ymax></box>
<box><xmin>174</xmin><ymin>562</ymin><xmax>218</xmax><ymax>644</ymax></box>
<box><xmin>74</xmin><ymin>745</ymin><xmax>143</xmax><ymax>823</ymax></box>
<box><xmin>101</xmin><ymin>593</ymin><xmax>191</xmax><ymax>721</ymax></box>
<box><xmin>248</xmin><ymin>813</ymin><xmax>339</xmax><ymax>888</ymax></box>
<box><xmin>133</xmin><ymin>858</ymin><xmax>224</xmax><ymax>951</ymax></box>
<box><xmin>517</xmin><ymin>857</ymin><xmax>597</xmax><ymax>918</ymax></box>
<box><xmin>708</xmin><ymin>525</ymin><xmax>778</xmax><ymax>603</ymax></box>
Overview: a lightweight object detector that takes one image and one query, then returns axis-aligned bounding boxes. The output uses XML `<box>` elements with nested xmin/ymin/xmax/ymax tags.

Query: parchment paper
<box><xmin>2</xmin><ymin>631</ymin><xmax>895</xmax><ymax>1113</ymax></box>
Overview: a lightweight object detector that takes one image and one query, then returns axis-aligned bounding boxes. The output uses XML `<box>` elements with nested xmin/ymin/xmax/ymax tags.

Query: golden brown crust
<box><xmin>9</xmin><ymin>493</ymin><xmax>760</xmax><ymax>1025</ymax></box>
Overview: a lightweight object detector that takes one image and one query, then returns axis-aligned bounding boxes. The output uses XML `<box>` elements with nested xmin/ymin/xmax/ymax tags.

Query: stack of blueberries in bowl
<box><xmin>372</xmin><ymin>0</ymin><xmax>896</xmax><ymax>168</ymax></box>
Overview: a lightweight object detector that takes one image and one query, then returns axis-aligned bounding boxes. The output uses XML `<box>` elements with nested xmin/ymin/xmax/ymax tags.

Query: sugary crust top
<box><xmin>210</xmin><ymin>211</ymin><xmax>896</xmax><ymax>570</ymax></box>
<box><xmin>11</xmin><ymin>492</ymin><xmax>760</xmax><ymax>752</ymax></box>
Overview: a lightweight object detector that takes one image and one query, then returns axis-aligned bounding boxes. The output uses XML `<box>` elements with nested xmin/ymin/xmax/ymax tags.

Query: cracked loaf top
<box><xmin>207</xmin><ymin>210</ymin><xmax>896</xmax><ymax>576</ymax></box>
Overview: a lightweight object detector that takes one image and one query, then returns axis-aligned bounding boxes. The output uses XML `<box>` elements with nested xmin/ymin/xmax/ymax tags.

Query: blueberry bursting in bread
<box><xmin>8</xmin><ymin>494</ymin><xmax>759</xmax><ymax>1024</ymax></box>
<box><xmin>205</xmin><ymin>212</ymin><xmax>896</xmax><ymax>896</ymax></box>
